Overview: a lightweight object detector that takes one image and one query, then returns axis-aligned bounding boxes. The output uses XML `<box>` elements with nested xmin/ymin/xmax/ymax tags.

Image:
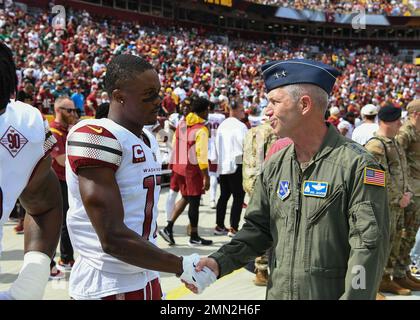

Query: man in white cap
<box><xmin>352</xmin><ymin>104</ymin><xmax>379</xmax><ymax>146</ymax></box>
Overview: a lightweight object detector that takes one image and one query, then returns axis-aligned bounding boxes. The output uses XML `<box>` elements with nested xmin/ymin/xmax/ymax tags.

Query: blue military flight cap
<box><xmin>261</xmin><ymin>59</ymin><xmax>341</xmax><ymax>95</ymax></box>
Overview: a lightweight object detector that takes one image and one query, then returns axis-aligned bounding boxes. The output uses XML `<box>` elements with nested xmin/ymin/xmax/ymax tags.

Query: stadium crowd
<box><xmin>1</xmin><ymin>1</ymin><xmax>420</xmax><ymax>300</ymax></box>
<box><xmin>246</xmin><ymin>0</ymin><xmax>415</xmax><ymax>16</ymax></box>
<box><xmin>0</xmin><ymin>5</ymin><xmax>417</xmax><ymax>122</ymax></box>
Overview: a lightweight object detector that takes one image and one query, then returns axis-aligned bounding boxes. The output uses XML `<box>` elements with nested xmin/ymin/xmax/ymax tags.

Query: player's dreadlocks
<box><xmin>0</xmin><ymin>42</ymin><xmax>17</xmax><ymax>110</ymax></box>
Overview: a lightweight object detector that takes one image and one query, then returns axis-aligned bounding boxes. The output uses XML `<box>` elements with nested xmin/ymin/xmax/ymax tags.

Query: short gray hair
<box><xmin>284</xmin><ymin>84</ymin><xmax>329</xmax><ymax>113</ymax></box>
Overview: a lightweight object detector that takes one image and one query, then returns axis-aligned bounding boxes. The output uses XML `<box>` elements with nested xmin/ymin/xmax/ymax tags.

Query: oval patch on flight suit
<box><xmin>302</xmin><ymin>181</ymin><xmax>329</xmax><ymax>198</ymax></box>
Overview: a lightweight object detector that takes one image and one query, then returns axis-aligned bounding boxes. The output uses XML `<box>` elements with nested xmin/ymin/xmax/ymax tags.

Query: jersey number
<box><xmin>142</xmin><ymin>175</ymin><xmax>161</xmax><ymax>239</ymax></box>
<box><xmin>8</xmin><ymin>133</ymin><xmax>20</xmax><ymax>149</ymax></box>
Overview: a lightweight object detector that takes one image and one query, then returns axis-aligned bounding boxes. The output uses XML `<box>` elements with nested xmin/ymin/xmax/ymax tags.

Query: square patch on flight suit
<box><xmin>302</xmin><ymin>181</ymin><xmax>329</xmax><ymax>198</ymax></box>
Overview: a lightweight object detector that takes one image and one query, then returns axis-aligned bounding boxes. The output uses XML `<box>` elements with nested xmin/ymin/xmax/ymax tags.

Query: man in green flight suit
<box><xmin>185</xmin><ymin>59</ymin><xmax>390</xmax><ymax>300</ymax></box>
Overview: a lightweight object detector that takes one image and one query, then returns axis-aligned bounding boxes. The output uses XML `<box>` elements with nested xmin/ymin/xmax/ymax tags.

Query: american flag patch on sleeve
<box><xmin>363</xmin><ymin>167</ymin><xmax>386</xmax><ymax>187</ymax></box>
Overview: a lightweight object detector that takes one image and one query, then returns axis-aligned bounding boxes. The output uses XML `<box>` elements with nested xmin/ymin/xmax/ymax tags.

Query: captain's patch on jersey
<box><xmin>302</xmin><ymin>181</ymin><xmax>329</xmax><ymax>198</ymax></box>
<box><xmin>133</xmin><ymin>145</ymin><xmax>146</xmax><ymax>163</ymax></box>
<box><xmin>277</xmin><ymin>180</ymin><xmax>290</xmax><ymax>200</ymax></box>
<box><xmin>363</xmin><ymin>167</ymin><xmax>385</xmax><ymax>187</ymax></box>
<box><xmin>0</xmin><ymin>126</ymin><xmax>28</xmax><ymax>158</ymax></box>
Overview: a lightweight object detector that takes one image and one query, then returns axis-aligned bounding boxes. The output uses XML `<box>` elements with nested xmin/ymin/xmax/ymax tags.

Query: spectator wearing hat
<box><xmin>352</xmin><ymin>104</ymin><xmax>379</xmax><ymax>145</ymax></box>
<box><xmin>365</xmin><ymin>104</ymin><xmax>420</xmax><ymax>297</ymax></box>
<box><xmin>52</xmin><ymin>80</ymin><xmax>67</xmax><ymax>100</ymax></box>
<box><xmin>337</xmin><ymin>111</ymin><xmax>356</xmax><ymax>139</ymax></box>
<box><xmin>327</xmin><ymin>106</ymin><xmax>340</xmax><ymax>127</ymax></box>
<box><xmin>396</xmin><ymin>99</ymin><xmax>420</xmax><ymax>283</ymax></box>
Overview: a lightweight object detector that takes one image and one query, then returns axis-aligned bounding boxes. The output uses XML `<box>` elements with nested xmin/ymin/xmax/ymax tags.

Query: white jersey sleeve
<box><xmin>67</xmin><ymin>123</ymin><xmax>123</xmax><ymax>173</ymax></box>
<box><xmin>0</xmin><ymin>101</ymin><xmax>55</xmax><ymax>227</ymax></box>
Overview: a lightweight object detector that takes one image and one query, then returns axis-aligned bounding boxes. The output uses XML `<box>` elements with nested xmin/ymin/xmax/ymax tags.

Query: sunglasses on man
<box><xmin>60</xmin><ymin>107</ymin><xmax>77</xmax><ymax>113</ymax></box>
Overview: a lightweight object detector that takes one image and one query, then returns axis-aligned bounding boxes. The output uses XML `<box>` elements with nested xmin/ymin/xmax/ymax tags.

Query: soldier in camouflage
<box><xmin>242</xmin><ymin>121</ymin><xmax>277</xmax><ymax>286</ymax></box>
<box><xmin>396</xmin><ymin>99</ymin><xmax>420</xmax><ymax>286</ymax></box>
<box><xmin>365</xmin><ymin>104</ymin><xmax>420</xmax><ymax>297</ymax></box>
<box><xmin>243</xmin><ymin>122</ymin><xmax>277</xmax><ymax>195</ymax></box>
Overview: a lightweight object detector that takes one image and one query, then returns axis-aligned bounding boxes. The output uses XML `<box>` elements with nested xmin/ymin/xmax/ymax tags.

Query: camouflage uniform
<box><xmin>242</xmin><ymin>123</ymin><xmax>277</xmax><ymax>195</ymax></box>
<box><xmin>242</xmin><ymin>123</ymin><xmax>277</xmax><ymax>273</ymax></box>
<box><xmin>365</xmin><ymin>133</ymin><xmax>413</xmax><ymax>277</ymax></box>
<box><xmin>396</xmin><ymin>119</ymin><xmax>420</xmax><ymax>271</ymax></box>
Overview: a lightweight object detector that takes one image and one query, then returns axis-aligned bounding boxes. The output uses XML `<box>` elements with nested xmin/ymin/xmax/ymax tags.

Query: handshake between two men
<box><xmin>180</xmin><ymin>254</ymin><xmax>220</xmax><ymax>294</ymax></box>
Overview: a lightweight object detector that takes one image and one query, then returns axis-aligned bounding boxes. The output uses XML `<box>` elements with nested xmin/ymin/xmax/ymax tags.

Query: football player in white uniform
<box><xmin>0</xmin><ymin>42</ymin><xmax>63</xmax><ymax>300</ymax></box>
<box><xmin>66</xmin><ymin>54</ymin><xmax>215</xmax><ymax>300</ymax></box>
<box><xmin>207</xmin><ymin>101</ymin><xmax>226</xmax><ymax>210</ymax></box>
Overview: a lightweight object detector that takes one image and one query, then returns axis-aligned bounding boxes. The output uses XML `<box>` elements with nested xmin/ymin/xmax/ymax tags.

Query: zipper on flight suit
<box><xmin>289</xmin><ymin>163</ymin><xmax>304</xmax><ymax>299</ymax></box>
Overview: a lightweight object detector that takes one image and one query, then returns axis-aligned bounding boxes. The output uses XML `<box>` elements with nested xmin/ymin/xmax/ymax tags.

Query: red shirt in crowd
<box><xmin>265</xmin><ymin>138</ymin><xmax>293</xmax><ymax>161</ymax></box>
<box><xmin>49</xmin><ymin>121</ymin><xmax>69</xmax><ymax>181</ymax></box>
<box><xmin>162</xmin><ymin>95</ymin><xmax>177</xmax><ymax>114</ymax></box>
<box><xmin>85</xmin><ymin>91</ymin><xmax>98</xmax><ymax>117</ymax></box>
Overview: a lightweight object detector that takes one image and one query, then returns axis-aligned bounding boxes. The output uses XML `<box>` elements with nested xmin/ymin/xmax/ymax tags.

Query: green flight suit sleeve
<box><xmin>341</xmin><ymin>162</ymin><xmax>390</xmax><ymax>300</ymax></box>
<box><xmin>210</xmin><ymin>171</ymin><xmax>273</xmax><ymax>278</ymax></box>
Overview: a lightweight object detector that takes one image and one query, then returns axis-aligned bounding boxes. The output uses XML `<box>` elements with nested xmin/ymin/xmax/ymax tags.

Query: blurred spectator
<box><xmin>351</xmin><ymin>104</ymin><xmax>379</xmax><ymax>145</ymax></box>
<box><xmin>95</xmin><ymin>102</ymin><xmax>110</xmax><ymax>119</ymax></box>
<box><xmin>16</xmin><ymin>80</ymin><xmax>35</xmax><ymax>106</ymax></box>
<box><xmin>327</xmin><ymin>106</ymin><xmax>341</xmax><ymax>127</ymax></box>
<box><xmin>36</xmin><ymin>83</ymin><xmax>54</xmax><ymax>114</ymax></box>
<box><xmin>245</xmin><ymin>0</ymin><xmax>413</xmax><ymax>16</ymax></box>
<box><xmin>52</xmin><ymin>80</ymin><xmax>67</xmax><ymax>100</ymax></box>
<box><xmin>0</xmin><ymin>5</ymin><xmax>416</xmax><ymax>119</ymax></box>
<box><xmin>162</xmin><ymin>88</ymin><xmax>177</xmax><ymax>115</ymax></box>
<box><xmin>49</xmin><ymin>96</ymin><xmax>77</xmax><ymax>273</ymax></box>
<box><xmin>214</xmin><ymin>97</ymin><xmax>248</xmax><ymax>238</ymax></box>
<box><xmin>99</xmin><ymin>91</ymin><xmax>110</xmax><ymax>105</ymax></box>
<box><xmin>71</xmin><ymin>85</ymin><xmax>85</xmax><ymax>116</ymax></box>
<box><xmin>85</xmin><ymin>88</ymin><xmax>99</xmax><ymax>117</ymax></box>
<box><xmin>338</xmin><ymin>111</ymin><xmax>356</xmax><ymax>139</ymax></box>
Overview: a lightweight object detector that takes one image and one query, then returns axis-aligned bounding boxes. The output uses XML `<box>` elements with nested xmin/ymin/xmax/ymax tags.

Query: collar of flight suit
<box><xmin>291</xmin><ymin>122</ymin><xmax>340</xmax><ymax>166</ymax></box>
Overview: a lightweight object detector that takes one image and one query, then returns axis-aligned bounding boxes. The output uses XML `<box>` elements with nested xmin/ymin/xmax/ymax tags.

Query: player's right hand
<box><xmin>180</xmin><ymin>254</ymin><xmax>217</xmax><ymax>294</ymax></box>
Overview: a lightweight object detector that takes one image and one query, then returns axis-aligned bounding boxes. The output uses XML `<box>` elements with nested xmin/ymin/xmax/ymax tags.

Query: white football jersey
<box><xmin>66</xmin><ymin>118</ymin><xmax>162</xmax><ymax>275</ymax></box>
<box><xmin>208</xmin><ymin>112</ymin><xmax>226</xmax><ymax>162</ymax></box>
<box><xmin>0</xmin><ymin>100</ymin><xmax>55</xmax><ymax>228</ymax></box>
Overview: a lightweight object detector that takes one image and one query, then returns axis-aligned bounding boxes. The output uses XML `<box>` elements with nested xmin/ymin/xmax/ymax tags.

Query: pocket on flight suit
<box><xmin>304</xmin><ymin>186</ymin><xmax>344</xmax><ymax>270</ymax></box>
<box><xmin>349</xmin><ymin>201</ymin><xmax>379</xmax><ymax>249</ymax></box>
